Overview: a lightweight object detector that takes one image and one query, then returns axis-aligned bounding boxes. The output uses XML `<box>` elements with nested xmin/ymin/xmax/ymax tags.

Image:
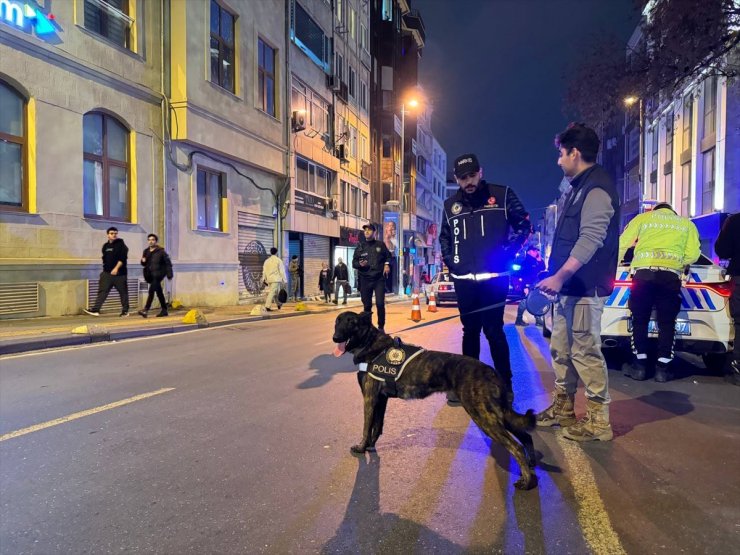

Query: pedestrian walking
<box><xmin>332</xmin><ymin>257</ymin><xmax>351</xmax><ymax>305</ymax></box>
<box><xmin>352</xmin><ymin>223</ymin><xmax>391</xmax><ymax>333</ymax></box>
<box><xmin>84</xmin><ymin>227</ymin><xmax>130</xmax><ymax>317</ymax></box>
<box><xmin>619</xmin><ymin>203</ymin><xmax>700</xmax><ymax>382</ymax></box>
<box><xmin>535</xmin><ymin>123</ymin><xmax>621</xmax><ymax>442</ymax></box>
<box><xmin>515</xmin><ymin>245</ymin><xmax>546</xmax><ymax>326</ymax></box>
<box><xmin>137</xmin><ymin>234</ymin><xmax>173</xmax><ymax>318</ymax></box>
<box><xmin>262</xmin><ymin>247</ymin><xmax>287</xmax><ymax>311</ymax></box>
<box><xmin>289</xmin><ymin>255</ymin><xmax>302</xmax><ymax>301</ymax></box>
<box><xmin>713</xmin><ymin>212</ymin><xmax>739</xmax><ymax>385</ymax></box>
<box><xmin>439</xmin><ymin>153</ymin><xmax>531</xmax><ymax>405</ymax></box>
<box><xmin>319</xmin><ymin>262</ymin><xmax>333</xmax><ymax>303</ymax></box>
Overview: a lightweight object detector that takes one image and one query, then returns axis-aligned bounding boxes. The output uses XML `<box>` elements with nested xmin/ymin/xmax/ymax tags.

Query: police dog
<box><xmin>332</xmin><ymin>311</ymin><xmax>538</xmax><ymax>490</ymax></box>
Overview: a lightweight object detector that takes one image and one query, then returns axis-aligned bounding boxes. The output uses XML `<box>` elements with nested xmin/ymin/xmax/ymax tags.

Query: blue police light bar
<box><xmin>511</xmin><ymin>264</ymin><xmax>522</xmax><ymax>271</ymax></box>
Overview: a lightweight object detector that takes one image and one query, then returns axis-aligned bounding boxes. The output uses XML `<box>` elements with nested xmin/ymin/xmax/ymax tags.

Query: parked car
<box><xmin>543</xmin><ymin>249</ymin><xmax>734</xmax><ymax>371</ymax></box>
<box><xmin>424</xmin><ymin>271</ymin><xmax>457</xmax><ymax>306</ymax></box>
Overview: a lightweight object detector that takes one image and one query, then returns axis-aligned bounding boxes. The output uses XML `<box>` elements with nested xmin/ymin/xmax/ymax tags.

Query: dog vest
<box><xmin>358</xmin><ymin>343</ymin><xmax>425</xmax><ymax>397</ymax></box>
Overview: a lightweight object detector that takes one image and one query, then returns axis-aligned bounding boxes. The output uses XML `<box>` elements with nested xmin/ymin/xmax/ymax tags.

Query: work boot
<box><xmin>725</xmin><ymin>360</ymin><xmax>740</xmax><ymax>386</ymax></box>
<box><xmin>156</xmin><ymin>310</ymin><xmax>168</xmax><ymax>317</ymax></box>
<box><xmin>562</xmin><ymin>399</ymin><xmax>613</xmax><ymax>441</ymax></box>
<box><xmin>654</xmin><ymin>361</ymin><xmax>674</xmax><ymax>383</ymax></box>
<box><xmin>514</xmin><ymin>317</ymin><xmax>526</xmax><ymax>326</ymax></box>
<box><xmin>536</xmin><ymin>391</ymin><xmax>576</xmax><ymax>427</ymax></box>
<box><xmin>623</xmin><ymin>359</ymin><xmax>647</xmax><ymax>381</ymax></box>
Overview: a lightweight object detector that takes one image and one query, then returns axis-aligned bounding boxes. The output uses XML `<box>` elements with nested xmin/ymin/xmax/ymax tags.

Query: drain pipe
<box><xmin>277</xmin><ymin>0</ymin><xmax>293</xmax><ymax>257</ymax></box>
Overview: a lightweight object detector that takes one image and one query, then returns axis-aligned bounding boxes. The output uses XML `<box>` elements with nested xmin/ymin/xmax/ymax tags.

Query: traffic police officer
<box><xmin>619</xmin><ymin>202</ymin><xmax>700</xmax><ymax>382</ymax></box>
<box><xmin>353</xmin><ymin>223</ymin><xmax>392</xmax><ymax>333</ymax></box>
<box><xmin>439</xmin><ymin>153</ymin><xmax>531</xmax><ymax>403</ymax></box>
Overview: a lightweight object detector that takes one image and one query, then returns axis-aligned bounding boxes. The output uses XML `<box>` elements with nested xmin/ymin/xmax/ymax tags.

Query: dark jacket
<box><xmin>333</xmin><ymin>262</ymin><xmax>349</xmax><ymax>281</ymax></box>
<box><xmin>549</xmin><ymin>164</ymin><xmax>620</xmax><ymax>297</ymax></box>
<box><xmin>521</xmin><ymin>253</ymin><xmax>546</xmax><ymax>286</ymax></box>
<box><xmin>353</xmin><ymin>238</ymin><xmax>391</xmax><ymax>281</ymax></box>
<box><xmin>319</xmin><ymin>268</ymin><xmax>332</xmax><ymax>291</ymax></box>
<box><xmin>439</xmin><ymin>180</ymin><xmax>531</xmax><ymax>276</ymax></box>
<box><xmin>715</xmin><ymin>213</ymin><xmax>740</xmax><ymax>276</ymax></box>
<box><xmin>102</xmin><ymin>238</ymin><xmax>128</xmax><ymax>275</ymax></box>
<box><xmin>141</xmin><ymin>246</ymin><xmax>173</xmax><ymax>283</ymax></box>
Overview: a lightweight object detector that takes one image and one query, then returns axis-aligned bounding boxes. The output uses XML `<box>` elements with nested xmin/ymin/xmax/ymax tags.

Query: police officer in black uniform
<box><xmin>353</xmin><ymin>223</ymin><xmax>392</xmax><ymax>333</ymax></box>
<box><xmin>439</xmin><ymin>154</ymin><xmax>531</xmax><ymax>403</ymax></box>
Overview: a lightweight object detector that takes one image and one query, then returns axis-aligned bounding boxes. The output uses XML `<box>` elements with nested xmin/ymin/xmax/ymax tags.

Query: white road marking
<box><xmin>0</xmin><ymin>388</ymin><xmax>175</xmax><ymax>442</ymax></box>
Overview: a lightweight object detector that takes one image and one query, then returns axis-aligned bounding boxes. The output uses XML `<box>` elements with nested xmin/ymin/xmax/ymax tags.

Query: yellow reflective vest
<box><xmin>618</xmin><ymin>208</ymin><xmax>701</xmax><ymax>271</ymax></box>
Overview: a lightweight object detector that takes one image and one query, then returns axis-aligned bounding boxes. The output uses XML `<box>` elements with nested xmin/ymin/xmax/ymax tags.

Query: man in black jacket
<box><xmin>332</xmin><ymin>257</ymin><xmax>351</xmax><ymax>305</ymax></box>
<box><xmin>84</xmin><ymin>227</ymin><xmax>129</xmax><ymax>317</ymax></box>
<box><xmin>439</xmin><ymin>153</ymin><xmax>532</xmax><ymax>404</ymax></box>
<box><xmin>138</xmin><ymin>233</ymin><xmax>173</xmax><ymax>318</ymax></box>
<box><xmin>715</xmin><ymin>212</ymin><xmax>740</xmax><ymax>385</ymax></box>
<box><xmin>353</xmin><ymin>224</ymin><xmax>391</xmax><ymax>332</ymax></box>
<box><xmin>535</xmin><ymin>123</ymin><xmax>620</xmax><ymax>442</ymax></box>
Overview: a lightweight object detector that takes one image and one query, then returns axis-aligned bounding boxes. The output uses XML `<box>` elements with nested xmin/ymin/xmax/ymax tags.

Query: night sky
<box><xmin>415</xmin><ymin>0</ymin><xmax>639</xmax><ymax>218</ymax></box>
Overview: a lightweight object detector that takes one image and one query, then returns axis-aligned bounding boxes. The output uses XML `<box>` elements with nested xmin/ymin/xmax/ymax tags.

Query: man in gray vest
<box><xmin>536</xmin><ymin>123</ymin><xmax>621</xmax><ymax>442</ymax></box>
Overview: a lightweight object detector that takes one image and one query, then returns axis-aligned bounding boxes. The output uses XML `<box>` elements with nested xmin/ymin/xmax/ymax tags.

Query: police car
<box><xmin>424</xmin><ymin>271</ymin><xmax>457</xmax><ymax>306</ymax></box>
<box><xmin>600</xmin><ymin>250</ymin><xmax>733</xmax><ymax>371</ymax></box>
<box><xmin>541</xmin><ymin>250</ymin><xmax>734</xmax><ymax>371</ymax></box>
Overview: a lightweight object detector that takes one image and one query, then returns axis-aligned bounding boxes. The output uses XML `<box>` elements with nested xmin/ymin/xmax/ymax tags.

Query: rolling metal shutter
<box><xmin>238</xmin><ymin>212</ymin><xmax>274</xmax><ymax>299</ymax></box>
<box><xmin>0</xmin><ymin>282</ymin><xmax>39</xmax><ymax>315</ymax></box>
<box><xmin>303</xmin><ymin>234</ymin><xmax>330</xmax><ymax>298</ymax></box>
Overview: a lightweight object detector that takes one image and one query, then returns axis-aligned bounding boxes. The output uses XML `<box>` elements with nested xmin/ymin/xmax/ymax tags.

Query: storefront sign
<box><xmin>0</xmin><ymin>0</ymin><xmax>57</xmax><ymax>37</ymax></box>
<box><xmin>339</xmin><ymin>226</ymin><xmax>362</xmax><ymax>246</ymax></box>
<box><xmin>294</xmin><ymin>190</ymin><xmax>327</xmax><ymax>217</ymax></box>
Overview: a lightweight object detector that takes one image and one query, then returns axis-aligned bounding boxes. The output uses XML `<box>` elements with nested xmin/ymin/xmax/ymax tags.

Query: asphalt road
<box><xmin>1</xmin><ymin>305</ymin><xmax>738</xmax><ymax>554</ymax></box>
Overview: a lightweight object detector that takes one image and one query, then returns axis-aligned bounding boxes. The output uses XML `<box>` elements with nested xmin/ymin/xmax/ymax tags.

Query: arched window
<box><xmin>83</xmin><ymin>112</ymin><xmax>129</xmax><ymax>220</ymax></box>
<box><xmin>0</xmin><ymin>80</ymin><xmax>26</xmax><ymax>210</ymax></box>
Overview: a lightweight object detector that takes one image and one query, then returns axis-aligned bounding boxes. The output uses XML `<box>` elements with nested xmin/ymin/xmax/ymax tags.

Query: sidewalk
<box><xmin>0</xmin><ymin>295</ymin><xmax>401</xmax><ymax>356</ymax></box>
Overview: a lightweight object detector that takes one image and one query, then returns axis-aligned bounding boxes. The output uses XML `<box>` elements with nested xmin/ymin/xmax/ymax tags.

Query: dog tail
<box><xmin>504</xmin><ymin>408</ymin><xmax>536</xmax><ymax>432</ymax></box>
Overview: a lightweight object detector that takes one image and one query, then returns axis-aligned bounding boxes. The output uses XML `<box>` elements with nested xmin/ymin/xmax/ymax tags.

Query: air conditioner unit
<box><xmin>335</xmin><ymin>144</ymin><xmax>348</xmax><ymax>161</ymax></box>
<box><xmin>327</xmin><ymin>75</ymin><xmax>342</xmax><ymax>91</ymax></box>
<box><xmin>291</xmin><ymin>110</ymin><xmax>306</xmax><ymax>132</ymax></box>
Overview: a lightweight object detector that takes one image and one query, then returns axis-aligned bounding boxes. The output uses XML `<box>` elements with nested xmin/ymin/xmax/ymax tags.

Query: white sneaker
<box><xmin>83</xmin><ymin>309</ymin><xmax>100</xmax><ymax>317</ymax></box>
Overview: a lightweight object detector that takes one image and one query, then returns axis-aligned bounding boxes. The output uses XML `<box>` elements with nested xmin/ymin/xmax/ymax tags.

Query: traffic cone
<box><xmin>427</xmin><ymin>291</ymin><xmax>438</xmax><ymax>313</ymax></box>
<box><xmin>410</xmin><ymin>291</ymin><xmax>423</xmax><ymax>322</ymax></box>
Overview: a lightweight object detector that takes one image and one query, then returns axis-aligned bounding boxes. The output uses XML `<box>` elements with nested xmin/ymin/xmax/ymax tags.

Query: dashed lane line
<box><xmin>0</xmin><ymin>387</ymin><xmax>176</xmax><ymax>442</ymax></box>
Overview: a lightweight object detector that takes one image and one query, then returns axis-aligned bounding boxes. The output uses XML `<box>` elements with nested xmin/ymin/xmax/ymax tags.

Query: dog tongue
<box><xmin>333</xmin><ymin>342</ymin><xmax>346</xmax><ymax>357</ymax></box>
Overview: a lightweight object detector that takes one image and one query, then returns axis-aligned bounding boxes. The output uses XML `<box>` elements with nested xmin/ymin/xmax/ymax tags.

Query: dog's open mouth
<box><xmin>333</xmin><ymin>341</ymin><xmax>346</xmax><ymax>357</ymax></box>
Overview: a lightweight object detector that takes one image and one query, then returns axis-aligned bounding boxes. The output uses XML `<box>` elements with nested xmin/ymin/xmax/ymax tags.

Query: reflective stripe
<box><xmin>451</xmin><ymin>271</ymin><xmax>511</xmax><ymax>281</ymax></box>
<box><xmin>686</xmin><ymin>288</ymin><xmax>703</xmax><ymax>309</ymax></box>
<box><xmin>699</xmin><ymin>289</ymin><xmax>716</xmax><ymax>310</ymax></box>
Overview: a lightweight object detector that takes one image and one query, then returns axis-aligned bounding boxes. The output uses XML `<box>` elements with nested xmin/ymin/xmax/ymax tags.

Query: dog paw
<box><xmin>350</xmin><ymin>444</ymin><xmax>367</xmax><ymax>455</ymax></box>
<box><xmin>514</xmin><ymin>474</ymin><xmax>538</xmax><ymax>490</ymax></box>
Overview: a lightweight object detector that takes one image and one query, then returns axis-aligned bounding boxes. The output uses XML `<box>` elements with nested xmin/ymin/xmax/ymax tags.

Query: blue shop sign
<box><xmin>0</xmin><ymin>0</ymin><xmax>59</xmax><ymax>38</ymax></box>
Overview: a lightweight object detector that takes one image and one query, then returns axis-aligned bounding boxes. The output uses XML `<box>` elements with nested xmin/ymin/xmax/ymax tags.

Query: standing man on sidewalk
<box><xmin>536</xmin><ymin>123</ymin><xmax>620</xmax><ymax>442</ymax></box>
<box><xmin>137</xmin><ymin>233</ymin><xmax>173</xmax><ymax>318</ymax></box>
<box><xmin>84</xmin><ymin>227</ymin><xmax>129</xmax><ymax>317</ymax></box>
<box><xmin>332</xmin><ymin>257</ymin><xmax>350</xmax><ymax>305</ymax></box>
<box><xmin>439</xmin><ymin>153</ymin><xmax>531</xmax><ymax>405</ymax></box>
<box><xmin>715</xmin><ymin>212</ymin><xmax>740</xmax><ymax>385</ymax></box>
<box><xmin>353</xmin><ymin>224</ymin><xmax>391</xmax><ymax>333</ymax></box>
<box><xmin>288</xmin><ymin>255</ymin><xmax>302</xmax><ymax>301</ymax></box>
<box><xmin>262</xmin><ymin>247</ymin><xmax>287</xmax><ymax>311</ymax></box>
<box><xmin>619</xmin><ymin>203</ymin><xmax>700</xmax><ymax>382</ymax></box>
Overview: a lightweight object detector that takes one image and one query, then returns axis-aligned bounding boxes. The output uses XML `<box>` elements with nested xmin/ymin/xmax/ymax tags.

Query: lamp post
<box><xmin>624</xmin><ymin>95</ymin><xmax>644</xmax><ymax>210</ymax></box>
<box><xmin>396</xmin><ymin>98</ymin><xmax>419</xmax><ymax>297</ymax></box>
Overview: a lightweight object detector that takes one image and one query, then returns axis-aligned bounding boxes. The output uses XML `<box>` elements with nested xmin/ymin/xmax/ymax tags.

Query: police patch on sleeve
<box><xmin>451</xmin><ymin>202</ymin><xmax>462</xmax><ymax>215</ymax></box>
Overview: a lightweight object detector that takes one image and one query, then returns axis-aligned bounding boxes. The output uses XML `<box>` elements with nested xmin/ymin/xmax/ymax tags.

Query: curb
<box><xmin>0</xmin><ymin>297</ymin><xmax>406</xmax><ymax>356</ymax></box>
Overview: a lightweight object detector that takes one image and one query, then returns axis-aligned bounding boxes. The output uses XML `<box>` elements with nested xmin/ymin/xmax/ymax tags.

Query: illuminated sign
<box><xmin>0</xmin><ymin>0</ymin><xmax>57</xmax><ymax>36</ymax></box>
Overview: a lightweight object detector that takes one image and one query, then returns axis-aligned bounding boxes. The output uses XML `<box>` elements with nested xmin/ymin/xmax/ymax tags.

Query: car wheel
<box><xmin>702</xmin><ymin>353</ymin><xmax>729</xmax><ymax>373</ymax></box>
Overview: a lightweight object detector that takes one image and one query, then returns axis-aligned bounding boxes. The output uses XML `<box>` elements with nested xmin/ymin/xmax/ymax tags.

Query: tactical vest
<box><xmin>442</xmin><ymin>182</ymin><xmax>511</xmax><ymax>275</ymax></box>
<box><xmin>549</xmin><ymin>165</ymin><xmax>621</xmax><ymax>297</ymax></box>
<box><xmin>358</xmin><ymin>344</ymin><xmax>426</xmax><ymax>397</ymax></box>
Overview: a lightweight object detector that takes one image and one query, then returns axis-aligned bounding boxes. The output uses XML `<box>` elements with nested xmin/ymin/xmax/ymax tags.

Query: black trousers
<box><xmin>92</xmin><ymin>271</ymin><xmax>129</xmax><ymax>312</ymax></box>
<box><xmin>628</xmin><ymin>269</ymin><xmax>682</xmax><ymax>361</ymax></box>
<box><xmin>145</xmin><ymin>278</ymin><xmax>167</xmax><ymax>311</ymax></box>
<box><xmin>453</xmin><ymin>276</ymin><xmax>511</xmax><ymax>386</ymax></box>
<box><xmin>359</xmin><ymin>276</ymin><xmax>386</xmax><ymax>328</ymax></box>
<box><xmin>731</xmin><ymin>276</ymin><xmax>740</xmax><ymax>362</ymax></box>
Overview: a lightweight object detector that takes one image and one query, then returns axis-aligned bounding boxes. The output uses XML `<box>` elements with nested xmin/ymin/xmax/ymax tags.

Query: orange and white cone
<box><xmin>427</xmin><ymin>291</ymin><xmax>438</xmax><ymax>313</ymax></box>
<box><xmin>410</xmin><ymin>291</ymin><xmax>423</xmax><ymax>322</ymax></box>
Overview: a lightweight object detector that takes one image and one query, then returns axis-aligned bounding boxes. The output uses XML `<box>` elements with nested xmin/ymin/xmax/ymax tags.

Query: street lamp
<box><xmin>624</xmin><ymin>95</ymin><xmax>644</xmax><ymax>210</ymax></box>
<box><xmin>397</xmin><ymin>97</ymin><xmax>420</xmax><ymax>297</ymax></box>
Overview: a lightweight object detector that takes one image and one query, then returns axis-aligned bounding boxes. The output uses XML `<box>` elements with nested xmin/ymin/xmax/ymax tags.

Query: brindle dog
<box><xmin>332</xmin><ymin>311</ymin><xmax>538</xmax><ymax>490</ymax></box>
